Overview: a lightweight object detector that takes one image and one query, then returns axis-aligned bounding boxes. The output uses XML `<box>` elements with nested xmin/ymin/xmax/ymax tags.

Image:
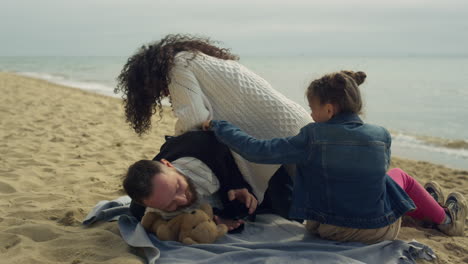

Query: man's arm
<box><xmin>153</xmin><ymin>131</ymin><xmax>257</xmax><ymax>221</ymax></box>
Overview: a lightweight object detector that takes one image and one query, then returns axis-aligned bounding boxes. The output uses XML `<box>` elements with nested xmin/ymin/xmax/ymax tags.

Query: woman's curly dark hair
<box><xmin>115</xmin><ymin>34</ymin><xmax>239</xmax><ymax>135</ymax></box>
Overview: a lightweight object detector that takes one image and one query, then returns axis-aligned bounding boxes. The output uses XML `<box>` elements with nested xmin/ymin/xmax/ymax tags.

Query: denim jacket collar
<box><xmin>326</xmin><ymin>112</ymin><xmax>363</xmax><ymax>125</ymax></box>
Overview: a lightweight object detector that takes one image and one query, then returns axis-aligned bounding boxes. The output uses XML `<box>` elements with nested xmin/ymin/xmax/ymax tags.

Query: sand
<box><xmin>0</xmin><ymin>72</ymin><xmax>466</xmax><ymax>264</ymax></box>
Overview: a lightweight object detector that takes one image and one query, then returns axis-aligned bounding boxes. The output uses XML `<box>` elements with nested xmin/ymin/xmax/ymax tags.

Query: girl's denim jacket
<box><xmin>211</xmin><ymin>113</ymin><xmax>415</xmax><ymax>229</ymax></box>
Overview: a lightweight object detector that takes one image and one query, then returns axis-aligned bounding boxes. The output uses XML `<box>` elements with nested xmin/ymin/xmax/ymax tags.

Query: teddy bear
<box><xmin>140</xmin><ymin>203</ymin><xmax>228</xmax><ymax>245</ymax></box>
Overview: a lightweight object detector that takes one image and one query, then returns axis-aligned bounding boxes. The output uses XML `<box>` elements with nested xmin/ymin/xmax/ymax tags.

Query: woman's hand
<box><xmin>227</xmin><ymin>188</ymin><xmax>258</xmax><ymax>214</ymax></box>
<box><xmin>202</xmin><ymin>120</ymin><xmax>212</xmax><ymax>131</ymax></box>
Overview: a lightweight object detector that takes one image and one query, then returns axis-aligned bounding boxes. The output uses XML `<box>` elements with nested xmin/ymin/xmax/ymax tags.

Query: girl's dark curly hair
<box><xmin>115</xmin><ymin>34</ymin><xmax>239</xmax><ymax>135</ymax></box>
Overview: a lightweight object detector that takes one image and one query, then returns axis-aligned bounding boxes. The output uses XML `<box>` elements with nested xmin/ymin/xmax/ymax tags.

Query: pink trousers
<box><xmin>388</xmin><ymin>168</ymin><xmax>446</xmax><ymax>224</ymax></box>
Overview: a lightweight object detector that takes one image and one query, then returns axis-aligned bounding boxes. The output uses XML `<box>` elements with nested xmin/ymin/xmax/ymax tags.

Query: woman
<box><xmin>115</xmin><ymin>34</ymin><xmax>311</xmax><ymax>202</ymax></box>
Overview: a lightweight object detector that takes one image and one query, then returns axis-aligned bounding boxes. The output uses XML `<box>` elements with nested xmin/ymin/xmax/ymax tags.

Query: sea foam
<box><xmin>19</xmin><ymin>71</ymin><xmax>118</xmax><ymax>98</ymax></box>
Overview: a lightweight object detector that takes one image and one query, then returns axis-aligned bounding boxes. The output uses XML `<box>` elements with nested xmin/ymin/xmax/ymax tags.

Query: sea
<box><xmin>1</xmin><ymin>55</ymin><xmax>467</xmax><ymax>170</ymax></box>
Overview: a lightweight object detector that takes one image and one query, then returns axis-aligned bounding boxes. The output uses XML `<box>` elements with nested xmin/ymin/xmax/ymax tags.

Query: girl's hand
<box><xmin>202</xmin><ymin>120</ymin><xmax>212</xmax><ymax>131</ymax></box>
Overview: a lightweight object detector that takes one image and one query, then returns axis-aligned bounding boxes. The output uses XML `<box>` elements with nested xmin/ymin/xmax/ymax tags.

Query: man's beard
<box><xmin>176</xmin><ymin>172</ymin><xmax>199</xmax><ymax>211</ymax></box>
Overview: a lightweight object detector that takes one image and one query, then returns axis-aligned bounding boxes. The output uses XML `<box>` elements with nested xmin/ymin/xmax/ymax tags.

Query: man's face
<box><xmin>142</xmin><ymin>160</ymin><xmax>195</xmax><ymax>212</ymax></box>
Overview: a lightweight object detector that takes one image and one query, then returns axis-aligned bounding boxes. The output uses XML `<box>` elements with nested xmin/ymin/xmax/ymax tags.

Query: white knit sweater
<box><xmin>168</xmin><ymin>51</ymin><xmax>312</xmax><ymax>202</ymax></box>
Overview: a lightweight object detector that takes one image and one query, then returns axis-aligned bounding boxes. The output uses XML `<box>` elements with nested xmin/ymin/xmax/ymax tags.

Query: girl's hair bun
<box><xmin>330</xmin><ymin>72</ymin><xmax>347</xmax><ymax>88</ymax></box>
<box><xmin>341</xmin><ymin>70</ymin><xmax>367</xmax><ymax>85</ymax></box>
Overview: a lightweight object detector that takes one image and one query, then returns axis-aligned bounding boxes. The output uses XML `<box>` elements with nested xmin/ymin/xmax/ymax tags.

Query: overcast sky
<box><xmin>1</xmin><ymin>0</ymin><xmax>467</xmax><ymax>56</ymax></box>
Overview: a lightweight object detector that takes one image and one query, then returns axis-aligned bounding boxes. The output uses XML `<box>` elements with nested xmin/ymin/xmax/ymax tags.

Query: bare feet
<box><xmin>213</xmin><ymin>215</ymin><xmax>244</xmax><ymax>231</ymax></box>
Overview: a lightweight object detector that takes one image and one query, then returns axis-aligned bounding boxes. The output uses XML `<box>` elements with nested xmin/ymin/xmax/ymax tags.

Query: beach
<box><xmin>0</xmin><ymin>72</ymin><xmax>466</xmax><ymax>263</ymax></box>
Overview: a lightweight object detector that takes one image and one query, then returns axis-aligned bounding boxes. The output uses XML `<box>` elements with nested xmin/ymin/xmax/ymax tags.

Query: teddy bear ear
<box><xmin>217</xmin><ymin>224</ymin><xmax>228</xmax><ymax>237</ymax></box>
<box><xmin>199</xmin><ymin>203</ymin><xmax>214</xmax><ymax>218</ymax></box>
<box><xmin>141</xmin><ymin>212</ymin><xmax>160</xmax><ymax>231</ymax></box>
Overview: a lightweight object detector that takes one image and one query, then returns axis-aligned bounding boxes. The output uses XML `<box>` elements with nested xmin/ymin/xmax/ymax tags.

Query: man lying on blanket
<box><xmin>122</xmin><ymin>131</ymin><xmax>294</xmax><ymax>233</ymax></box>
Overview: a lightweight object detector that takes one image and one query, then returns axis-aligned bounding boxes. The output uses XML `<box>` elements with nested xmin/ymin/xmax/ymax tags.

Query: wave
<box><xmin>391</xmin><ymin>132</ymin><xmax>468</xmax><ymax>160</ymax></box>
<box><xmin>17</xmin><ymin>71</ymin><xmax>119</xmax><ymax>98</ymax></box>
<box><xmin>6</xmin><ymin>70</ymin><xmax>468</xmax><ymax>162</ymax></box>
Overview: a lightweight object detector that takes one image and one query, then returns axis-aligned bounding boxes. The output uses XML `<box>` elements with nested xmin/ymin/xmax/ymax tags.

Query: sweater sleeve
<box><xmin>168</xmin><ymin>62</ymin><xmax>212</xmax><ymax>136</ymax></box>
<box><xmin>211</xmin><ymin>120</ymin><xmax>310</xmax><ymax>164</ymax></box>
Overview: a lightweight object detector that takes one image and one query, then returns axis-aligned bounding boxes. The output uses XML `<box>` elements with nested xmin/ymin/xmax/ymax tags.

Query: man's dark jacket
<box><xmin>130</xmin><ymin>131</ymin><xmax>253</xmax><ymax>221</ymax></box>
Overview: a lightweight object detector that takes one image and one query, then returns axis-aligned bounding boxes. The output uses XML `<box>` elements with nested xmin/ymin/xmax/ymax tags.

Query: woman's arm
<box><xmin>208</xmin><ymin>120</ymin><xmax>310</xmax><ymax>164</ymax></box>
<box><xmin>168</xmin><ymin>63</ymin><xmax>212</xmax><ymax>135</ymax></box>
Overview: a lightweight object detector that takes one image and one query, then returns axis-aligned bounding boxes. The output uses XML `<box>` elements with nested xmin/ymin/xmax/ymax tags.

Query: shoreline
<box><xmin>4</xmin><ymin>69</ymin><xmax>468</xmax><ymax>171</ymax></box>
<box><xmin>1</xmin><ymin>72</ymin><xmax>467</xmax><ymax>264</ymax></box>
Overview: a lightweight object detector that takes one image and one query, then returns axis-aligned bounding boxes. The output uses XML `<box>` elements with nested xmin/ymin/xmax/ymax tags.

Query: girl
<box><xmin>115</xmin><ymin>34</ymin><xmax>311</xmax><ymax>204</ymax></box>
<box><xmin>203</xmin><ymin>70</ymin><xmax>467</xmax><ymax>243</ymax></box>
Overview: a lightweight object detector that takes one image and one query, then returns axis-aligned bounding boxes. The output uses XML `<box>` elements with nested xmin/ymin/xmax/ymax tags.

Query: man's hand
<box><xmin>228</xmin><ymin>188</ymin><xmax>258</xmax><ymax>214</ymax></box>
<box><xmin>213</xmin><ymin>215</ymin><xmax>244</xmax><ymax>231</ymax></box>
<box><xmin>202</xmin><ymin>120</ymin><xmax>212</xmax><ymax>131</ymax></box>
